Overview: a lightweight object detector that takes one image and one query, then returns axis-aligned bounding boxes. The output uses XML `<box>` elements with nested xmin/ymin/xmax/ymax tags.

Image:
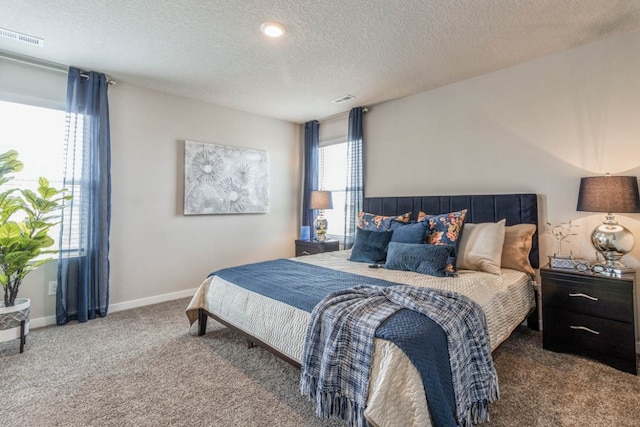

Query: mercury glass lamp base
<box><xmin>599</xmin><ymin>266</ymin><xmax>634</xmax><ymax>277</ymax></box>
<box><xmin>597</xmin><ymin>259</ymin><xmax>635</xmax><ymax>277</ymax></box>
<box><xmin>314</xmin><ymin>213</ymin><xmax>328</xmax><ymax>243</ymax></box>
<box><xmin>590</xmin><ymin>217</ymin><xmax>636</xmax><ymax>276</ymax></box>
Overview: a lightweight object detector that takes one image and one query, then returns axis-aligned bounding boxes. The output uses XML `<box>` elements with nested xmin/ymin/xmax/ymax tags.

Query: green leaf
<box><xmin>37</xmin><ymin>235</ymin><xmax>55</xmax><ymax>248</ymax></box>
<box><xmin>0</xmin><ymin>150</ymin><xmax>20</xmax><ymax>163</ymax></box>
<box><xmin>0</xmin><ymin>222</ymin><xmax>22</xmax><ymax>240</ymax></box>
<box><xmin>38</xmin><ymin>177</ymin><xmax>50</xmax><ymax>188</ymax></box>
<box><xmin>0</xmin><ymin>189</ymin><xmax>18</xmax><ymax>203</ymax></box>
<box><xmin>4</xmin><ymin>251</ymin><xmax>34</xmax><ymax>267</ymax></box>
<box><xmin>0</xmin><ymin>204</ymin><xmax>21</xmax><ymax>223</ymax></box>
<box><xmin>39</xmin><ymin>187</ymin><xmax>59</xmax><ymax>200</ymax></box>
<box><xmin>19</xmin><ymin>190</ymin><xmax>39</xmax><ymax>212</ymax></box>
<box><xmin>39</xmin><ymin>200</ymin><xmax>58</xmax><ymax>212</ymax></box>
<box><xmin>33</xmin><ymin>229</ymin><xmax>54</xmax><ymax>240</ymax></box>
<box><xmin>0</xmin><ymin>150</ymin><xmax>23</xmax><ymax>183</ymax></box>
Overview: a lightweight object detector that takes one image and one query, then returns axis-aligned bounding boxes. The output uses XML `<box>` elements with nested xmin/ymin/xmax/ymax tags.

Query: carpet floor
<box><xmin>1</xmin><ymin>298</ymin><xmax>639</xmax><ymax>426</ymax></box>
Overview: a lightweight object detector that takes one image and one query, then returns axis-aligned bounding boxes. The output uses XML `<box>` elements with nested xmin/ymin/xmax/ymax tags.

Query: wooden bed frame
<box><xmin>196</xmin><ymin>193</ymin><xmax>541</xmax><ymax>367</ymax></box>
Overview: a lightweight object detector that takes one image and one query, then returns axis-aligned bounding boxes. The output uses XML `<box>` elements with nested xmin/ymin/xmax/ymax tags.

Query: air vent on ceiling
<box><xmin>331</xmin><ymin>94</ymin><xmax>355</xmax><ymax>104</ymax></box>
<box><xmin>0</xmin><ymin>27</ymin><xmax>44</xmax><ymax>47</ymax></box>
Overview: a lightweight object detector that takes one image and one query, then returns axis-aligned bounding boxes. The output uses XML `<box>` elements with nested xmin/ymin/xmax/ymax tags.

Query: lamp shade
<box><xmin>577</xmin><ymin>176</ymin><xmax>640</xmax><ymax>213</ymax></box>
<box><xmin>310</xmin><ymin>190</ymin><xmax>333</xmax><ymax>210</ymax></box>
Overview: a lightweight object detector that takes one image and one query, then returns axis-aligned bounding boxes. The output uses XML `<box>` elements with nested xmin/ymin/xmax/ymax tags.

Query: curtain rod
<box><xmin>318</xmin><ymin>107</ymin><xmax>368</xmax><ymax>123</ymax></box>
<box><xmin>0</xmin><ymin>49</ymin><xmax>117</xmax><ymax>85</ymax></box>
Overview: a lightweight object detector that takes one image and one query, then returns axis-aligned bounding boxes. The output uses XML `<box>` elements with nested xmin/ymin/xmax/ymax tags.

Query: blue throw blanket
<box><xmin>212</xmin><ymin>259</ymin><xmax>498</xmax><ymax>426</ymax></box>
<box><xmin>300</xmin><ymin>284</ymin><xmax>498</xmax><ymax>427</ymax></box>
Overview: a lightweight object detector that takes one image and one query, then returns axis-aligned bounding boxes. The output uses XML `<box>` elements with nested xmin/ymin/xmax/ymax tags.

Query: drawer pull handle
<box><xmin>570</xmin><ymin>325</ymin><xmax>600</xmax><ymax>335</ymax></box>
<box><xmin>568</xmin><ymin>293</ymin><xmax>598</xmax><ymax>301</ymax></box>
<box><xmin>302</xmin><ymin>251</ymin><xmax>311</xmax><ymax>255</ymax></box>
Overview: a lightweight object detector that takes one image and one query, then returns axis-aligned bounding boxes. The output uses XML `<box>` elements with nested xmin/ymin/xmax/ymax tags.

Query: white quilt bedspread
<box><xmin>186</xmin><ymin>251</ymin><xmax>535</xmax><ymax>427</ymax></box>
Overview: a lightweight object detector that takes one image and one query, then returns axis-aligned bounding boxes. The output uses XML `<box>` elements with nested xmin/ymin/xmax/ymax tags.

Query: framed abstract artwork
<box><xmin>184</xmin><ymin>140</ymin><xmax>269</xmax><ymax>215</ymax></box>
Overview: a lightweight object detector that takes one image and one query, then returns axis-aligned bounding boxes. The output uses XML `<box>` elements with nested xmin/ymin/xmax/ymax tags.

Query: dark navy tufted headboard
<box><xmin>362</xmin><ymin>194</ymin><xmax>540</xmax><ymax>269</ymax></box>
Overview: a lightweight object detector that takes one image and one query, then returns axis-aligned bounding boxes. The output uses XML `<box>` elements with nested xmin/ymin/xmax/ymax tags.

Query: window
<box><xmin>319</xmin><ymin>141</ymin><xmax>347</xmax><ymax>240</ymax></box>
<box><xmin>0</xmin><ymin>99</ymin><xmax>73</xmax><ymax>254</ymax></box>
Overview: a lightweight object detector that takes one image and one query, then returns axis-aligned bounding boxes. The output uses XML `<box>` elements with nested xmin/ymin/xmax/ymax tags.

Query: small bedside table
<box><xmin>295</xmin><ymin>239</ymin><xmax>339</xmax><ymax>257</ymax></box>
<box><xmin>540</xmin><ymin>266</ymin><xmax>637</xmax><ymax>374</ymax></box>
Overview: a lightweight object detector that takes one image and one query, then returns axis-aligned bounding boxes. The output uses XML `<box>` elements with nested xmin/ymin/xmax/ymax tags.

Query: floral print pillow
<box><xmin>418</xmin><ymin>209</ymin><xmax>468</xmax><ymax>273</ymax></box>
<box><xmin>358</xmin><ymin>211</ymin><xmax>411</xmax><ymax>231</ymax></box>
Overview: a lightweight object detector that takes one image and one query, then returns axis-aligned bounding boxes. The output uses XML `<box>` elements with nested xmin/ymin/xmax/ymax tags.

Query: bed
<box><xmin>186</xmin><ymin>193</ymin><xmax>540</xmax><ymax>427</ymax></box>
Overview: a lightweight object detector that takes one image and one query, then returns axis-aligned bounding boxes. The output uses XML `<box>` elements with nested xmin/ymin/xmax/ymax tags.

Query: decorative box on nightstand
<box><xmin>540</xmin><ymin>266</ymin><xmax>637</xmax><ymax>374</ymax></box>
<box><xmin>294</xmin><ymin>239</ymin><xmax>339</xmax><ymax>257</ymax></box>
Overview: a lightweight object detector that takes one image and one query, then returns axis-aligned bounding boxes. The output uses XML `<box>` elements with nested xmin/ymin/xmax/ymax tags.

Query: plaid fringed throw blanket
<box><xmin>300</xmin><ymin>284</ymin><xmax>499</xmax><ymax>427</ymax></box>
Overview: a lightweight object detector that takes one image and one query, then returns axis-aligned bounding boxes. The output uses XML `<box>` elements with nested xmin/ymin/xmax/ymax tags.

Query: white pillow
<box><xmin>456</xmin><ymin>219</ymin><xmax>506</xmax><ymax>275</ymax></box>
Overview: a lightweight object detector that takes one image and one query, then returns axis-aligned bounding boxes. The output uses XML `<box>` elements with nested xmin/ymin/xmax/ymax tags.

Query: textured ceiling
<box><xmin>2</xmin><ymin>0</ymin><xmax>640</xmax><ymax>123</ymax></box>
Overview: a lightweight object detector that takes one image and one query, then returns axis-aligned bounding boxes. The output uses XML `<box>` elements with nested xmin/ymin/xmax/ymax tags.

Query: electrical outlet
<box><xmin>48</xmin><ymin>281</ymin><xmax>57</xmax><ymax>296</ymax></box>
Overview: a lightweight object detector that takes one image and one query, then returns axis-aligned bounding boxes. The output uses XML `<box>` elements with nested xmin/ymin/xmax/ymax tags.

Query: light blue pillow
<box><xmin>385</xmin><ymin>242</ymin><xmax>454</xmax><ymax>277</ymax></box>
<box><xmin>349</xmin><ymin>228</ymin><xmax>393</xmax><ymax>264</ymax></box>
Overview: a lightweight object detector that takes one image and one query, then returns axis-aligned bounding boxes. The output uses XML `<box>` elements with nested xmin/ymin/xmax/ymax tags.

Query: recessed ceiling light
<box><xmin>260</xmin><ymin>22</ymin><xmax>286</xmax><ymax>38</ymax></box>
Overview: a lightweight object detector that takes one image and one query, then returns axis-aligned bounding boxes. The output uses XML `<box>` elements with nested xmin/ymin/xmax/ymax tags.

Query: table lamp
<box><xmin>310</xmin><ymin>190</ymin><xmax>333</xmax><ymax>242</ymax></box>
<box><xmin>577</xmin><ymin>174</ymin><xmax>640</xmax><ymax>276</ymax></box>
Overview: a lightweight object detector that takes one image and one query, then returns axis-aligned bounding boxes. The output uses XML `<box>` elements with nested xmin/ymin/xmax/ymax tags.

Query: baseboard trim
<box><xmin>30</xmin><ymin>316</ymin><xmax>56</xmax><ymax>329</ymax></box>
<box><xmin>29</xmin><ymin>288</ymin><xmax>198</xmax><ymax>329</ymax></box>
<box><xmin>109</xmin><ymin>288</ymin><xmax>197</xmax><ymax>313</ymax></box>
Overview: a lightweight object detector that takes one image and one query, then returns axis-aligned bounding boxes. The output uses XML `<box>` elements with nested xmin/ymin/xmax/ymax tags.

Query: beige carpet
<box><xmin>1</xmin><ymin>298</ymin><xmax>639</xmax><ymax>426</ymax></box>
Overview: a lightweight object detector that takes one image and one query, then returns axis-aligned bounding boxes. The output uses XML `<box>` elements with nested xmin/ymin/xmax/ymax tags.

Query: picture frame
<box><xmin>184</xmin><ymin>140</ymin><xmax>269</xmax><ymax>215</ymax></box>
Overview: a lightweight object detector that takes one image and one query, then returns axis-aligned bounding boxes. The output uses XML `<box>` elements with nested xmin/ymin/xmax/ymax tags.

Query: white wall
<box><xmin>365</xmin><ymin>29</ymin><xmax>640</xmax><ymax>333</ymax></box>
<box><xmin>108</xmin><ymin>84</ymin><xmax>300</xmax><ymax>306</ymax></box>
<box><xmin>0</xmin><ymin>59</ymin><xmax>300</xmax><ymax>324</ymax></box>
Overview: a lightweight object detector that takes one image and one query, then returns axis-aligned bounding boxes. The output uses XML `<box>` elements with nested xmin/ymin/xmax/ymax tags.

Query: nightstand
<box><xmin>541</xmin><ymin>266</ymin><xmax>637</xmax><ymax>374</ymax></box>
<box><xmin>295</xmin><ymin>239</ymin><xmax>339</xmax><ymax>257</ymax></box>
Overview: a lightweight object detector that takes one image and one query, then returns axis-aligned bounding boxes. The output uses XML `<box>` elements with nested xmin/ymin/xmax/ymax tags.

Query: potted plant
<box><xmin>0</xmin><ymin>149</ymin><xmax>70</xmax><ymax>351</ymax></box>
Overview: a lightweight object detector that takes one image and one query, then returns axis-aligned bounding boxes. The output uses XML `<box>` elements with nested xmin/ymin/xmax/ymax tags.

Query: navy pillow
<box><xmin>390</xmin><ymin>221</ymin><xmax>428</xmax><ymax>244</ymax></box>
<box><xmin>384</xmin><ymin>242</ymin><xmax>454</xmax><ymax>277</ymax></box>
<box><xmin>349</xmin><ymin>228</ymin><xmax>393</xmax><ymax>263</ymax></box>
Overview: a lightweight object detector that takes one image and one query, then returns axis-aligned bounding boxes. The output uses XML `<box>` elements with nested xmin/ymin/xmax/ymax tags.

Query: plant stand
<box><xmin>0</xmin><ymin>298</ymin><xmax>30</xmax><ymax>353</ymax></box>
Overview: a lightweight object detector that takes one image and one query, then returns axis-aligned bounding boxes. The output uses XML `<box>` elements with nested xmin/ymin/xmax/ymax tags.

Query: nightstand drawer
<box><xmin>542</xmin><ymin>278</ymin><xmax>633</xmax><ymax>323</ymax></box>
<box><xmin>543</xmin><ymin>309</ymin><xmax>635</xmax><ymax>361</ymax></box>
<box><xmin>295</xmin><ymin>240</ymin><xmax>339</xmax><ymax>257</ymax></box>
